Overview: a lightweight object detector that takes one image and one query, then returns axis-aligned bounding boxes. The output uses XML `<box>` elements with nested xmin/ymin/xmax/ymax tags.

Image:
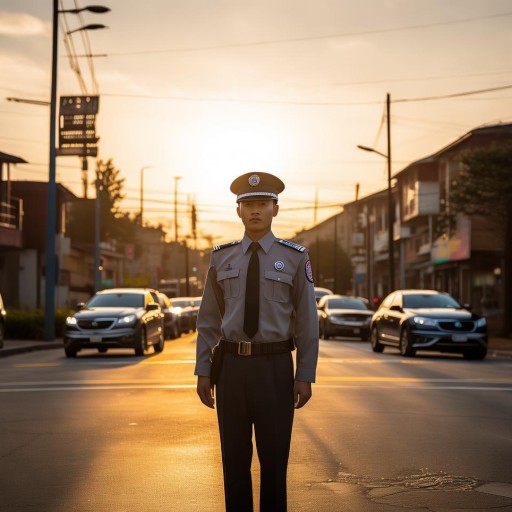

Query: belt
<box><xmin>221</xmin><ymin>338</ymin><xmax>295</xmax><ymax>356</ymax></box>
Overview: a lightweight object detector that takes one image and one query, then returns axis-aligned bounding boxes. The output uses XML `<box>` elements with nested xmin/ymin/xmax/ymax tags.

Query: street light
<box><xmin>66</xmin><ymin>23</ymin><xmax>108</xmax><ymax>35</ymax></box>
<box><xmin>356</xmin><ymin>93</ymin><xmax>395</xmax><ymax>292</ymax></box>
<box><xmin>139</xmin><ymin>166</ymin><xmax>153</xmax><ymax>225</ymax></box>
<box><xmin>44</xmin><ymin>1</ymin><xmax>109</xmax><ymax>340</ymax></box>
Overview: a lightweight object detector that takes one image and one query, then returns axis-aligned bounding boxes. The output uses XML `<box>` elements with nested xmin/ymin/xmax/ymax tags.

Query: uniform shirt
<box><xmin>194</xmin><ymin>230</ymin><xmax>319</xmax><ymax>382</ymax></box>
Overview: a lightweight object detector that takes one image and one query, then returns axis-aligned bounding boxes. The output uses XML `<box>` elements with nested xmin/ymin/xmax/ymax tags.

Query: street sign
<box><xmin>58</xmin><ymin>95</ymin><xmax>99</xmax><ymax>157</ymax></box>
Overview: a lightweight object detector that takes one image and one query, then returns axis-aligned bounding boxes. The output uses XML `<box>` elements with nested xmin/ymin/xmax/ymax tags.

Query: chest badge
<box><xmin>274</xmin><ymin>261</ymin><xmax>285</xmax><ymax>271</ymax></box>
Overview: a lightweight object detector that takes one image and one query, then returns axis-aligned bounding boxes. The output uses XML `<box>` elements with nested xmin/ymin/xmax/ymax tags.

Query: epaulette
<box><xmin>276</xmin><ymin>239</ymin><xmax>307</xmax><ymax>253</ymax></box>
<box><xmin>213</xmin><ymin>240</ymin><xmax>241</xmax><ymax>252</ymax></box>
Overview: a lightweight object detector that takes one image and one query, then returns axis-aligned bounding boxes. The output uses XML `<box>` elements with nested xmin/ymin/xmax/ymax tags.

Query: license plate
<box><xmin>90</xmin><ymin>335</ymin><xmax>102</xmax><ymax>342</ymax></box>
<box><xmin>452</xmin><ymin>334</ymin><xmax>467</xmax><ymax>342</ymax></box>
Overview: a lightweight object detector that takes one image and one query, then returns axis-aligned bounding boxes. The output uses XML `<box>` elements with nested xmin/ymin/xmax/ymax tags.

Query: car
<box><xmin>63</xmin><ymin>288</ymin><xmax>165</xmax><ymax>357</ymax></box>
<box><xmin>0</xmin><ymin>292</ymin><xmax>6</xmax><ymax>348</ymax></box>
<box><xmin>170</xmin><ymin>297</ymin><xmax>200</xmax><ymax>334</ymax></box>
<box><xmin>314</xmin><ymin>287</ymin><xmax>333</xmax><ymax>304</ymax></box>
<box><xmin>157</xmin><ymin>292</ymin><xmax>180</xmax><ymax>339</ymax></box>
<box><xmin>317</xmin><ymin>295</ymin><xmax>373</xmax><ymax>340</ymax></box>
<box><xmin>369</xmin><ymin>289</ymin><xmax>488</xmax><ymax>360</ymax></box>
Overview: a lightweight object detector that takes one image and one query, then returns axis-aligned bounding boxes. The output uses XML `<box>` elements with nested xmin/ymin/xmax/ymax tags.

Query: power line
<box><xmin>106</xmin><ymin>12</ymin><xmax>512</xmax><ymax>56</ymax></box>
<box><xmin>102</xmin><ymin>83</ymin><xmax>512</xmax><ymax>107</ymax></box>
<box><xmin>395</xmin><ymin>84</ymin><xmax>512</xmax><ymax>103</ymax></box>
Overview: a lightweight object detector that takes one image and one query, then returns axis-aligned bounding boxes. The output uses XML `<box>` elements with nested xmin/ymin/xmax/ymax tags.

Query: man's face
<box><xmin>237</xmin><ymin>200</ymin><xmax>279</xmax><ymax>237</ymax></box>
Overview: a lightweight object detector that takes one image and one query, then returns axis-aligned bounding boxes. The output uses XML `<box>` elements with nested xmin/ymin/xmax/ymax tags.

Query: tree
<box><xmin>448</xmin><ymin>143</ymin><xmax>512</xmax><ymax>336</ymax></box>
<box><xmin>67</xmin><ymin>158</ymin><xmax>137</xmax><ymax>245</ymax></box>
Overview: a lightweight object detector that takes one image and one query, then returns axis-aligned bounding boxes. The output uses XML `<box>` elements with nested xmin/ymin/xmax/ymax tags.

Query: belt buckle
<box><xmin>238</xmin><ymin>341</ymin><xmax>252</xmax><ymax>356</ymax></box>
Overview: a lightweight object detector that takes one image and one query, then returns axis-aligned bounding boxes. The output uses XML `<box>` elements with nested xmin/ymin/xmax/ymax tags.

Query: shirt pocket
<box><xmin>217</xmin><ymin>269</ymin><xmax>241</xmax><ymax>299</ymax></box>
<box><xmin>264</xmin><ymin>270</ymin><xmax>293</xmax><ymax>303</ymax></box>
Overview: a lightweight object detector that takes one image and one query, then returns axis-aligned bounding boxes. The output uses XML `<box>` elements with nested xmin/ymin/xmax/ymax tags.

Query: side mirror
<box><xmin>463</xmin><ymin>304</ymin><xmax>472</xmax><ymax>311</ymax></box>
<box><xmin>390</xmin><ymin>305</ymin><xmax>402</xmax><ymax>312</ymax></box>
<box><xmin>146</xmin><ymin>303</ymin><xmax>160</xmax><ymax>311</ymax></box>
<box><xmin>76</xmin><ymin>302</ymin><xmax>85</xmax><ymax>311</ymax></box>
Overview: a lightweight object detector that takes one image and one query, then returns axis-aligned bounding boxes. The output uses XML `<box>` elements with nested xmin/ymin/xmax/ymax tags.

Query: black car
<box><xmin>157</xmin><ymin>292</ymin><xmax>180</xmax><ymax>339</ymax></box>
<box><xmin>314</xmin><ymin>287</ymin><xmax>333</xmax><ymax>304</ymax></box>
<box><xmin>317</xmin><ymin>295</ymin><xmax>373</xmax><ymax>340</ymax></box>
<box><xmin>63</xmin><ymin>288</ymin><xmax>165</xmax><ymax>357</ymax></box>
<box><xmin>370</xmin><ymin>289</ymin><xmax>488</xmax><ymax>359</ymax></box>
<box><xmin>170</xmin><ymin>297</ymin><xmax>200</xmax><ymax>334</ymax></box>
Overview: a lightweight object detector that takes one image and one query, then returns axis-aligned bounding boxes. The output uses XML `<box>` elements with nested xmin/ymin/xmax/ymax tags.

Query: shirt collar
<box><xmin>242</xmin><ymin>230</ymin><xmax>275</xmax><ymax>254</ymax></box>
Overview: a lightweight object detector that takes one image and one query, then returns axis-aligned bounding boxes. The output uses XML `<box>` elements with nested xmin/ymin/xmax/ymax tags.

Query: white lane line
<box><xmin>0</xmin><ymin>384</ymin><xmax>196</xmax><ymax>393</ymax></box>
<box><xmin>0</xmin><ymin>384</ymin><xmax>510</xmax><ymax>393</ymax></box>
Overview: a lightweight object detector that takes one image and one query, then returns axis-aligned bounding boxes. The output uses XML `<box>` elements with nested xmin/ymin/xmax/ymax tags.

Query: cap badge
<box><xmin>248</xmin><ymin>174</ymin><xmax>260</xmax><ymax>187</ymax></box>
<box><xmin>274</xmin><ymin>261</ymin><xmax>285</xmax><ymax>271</ymax></box>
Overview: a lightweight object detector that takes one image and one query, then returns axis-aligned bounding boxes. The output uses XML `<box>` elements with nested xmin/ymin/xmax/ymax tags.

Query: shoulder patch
<box><xmin>213</xmin><ymin>240</ymin><xmax>241</xmax><ymax>252</ymax></box>
<box><xmin>276</xmin><ymin>239</ymin><xmax>307</xmax><ymax>253</ymax></box>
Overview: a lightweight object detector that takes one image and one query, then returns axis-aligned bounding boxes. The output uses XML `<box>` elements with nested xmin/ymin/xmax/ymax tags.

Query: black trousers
<box><xmin>216</xmin><ymin>351</ymin><xmax>295</xmax><ymax>512</ymax></box>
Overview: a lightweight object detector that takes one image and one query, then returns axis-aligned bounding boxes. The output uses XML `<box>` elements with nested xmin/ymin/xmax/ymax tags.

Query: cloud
<box><xmin>0</xmin><ymin>11</ymin><xmax>48</xmax><ymax>36</ymax></box>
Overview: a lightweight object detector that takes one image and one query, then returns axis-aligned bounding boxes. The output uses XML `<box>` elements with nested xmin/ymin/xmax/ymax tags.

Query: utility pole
<box><xmin>173</xmin><ymin>176</ymin><xmax>182</xmax><ymax>242</ymax></box>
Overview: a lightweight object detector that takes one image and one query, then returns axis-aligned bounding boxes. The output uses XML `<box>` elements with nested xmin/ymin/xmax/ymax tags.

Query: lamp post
<box><xmin>139</xmin><ymin>166</ymin><xmax>153</xmax><ymax>225</ymax></box>
<box><xmin>44</xmin><ymin>1</ymin><xmax>109</xmax><ymax>340</ymax></box>
<box><xmin>356</xmin><ymin>93</ymin><xmax>394</xmax><ymax>292</ymax></box>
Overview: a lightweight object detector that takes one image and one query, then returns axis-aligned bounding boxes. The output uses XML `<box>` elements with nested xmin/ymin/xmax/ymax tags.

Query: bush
<box><xmin>5</xmin><ymin>309</ymin><xmax>73</xmax><ymax>340</ymax></box>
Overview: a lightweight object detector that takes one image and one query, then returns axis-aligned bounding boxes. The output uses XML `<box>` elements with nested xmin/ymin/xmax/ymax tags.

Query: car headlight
<box><xmin>117</xmin><ymin>314</ymin><xmax>137</xmax><ymax>326</ymax></box>
<box><xmin>476</xmin><ymin>317</ymin><xmax>487</xmax><ymax>328</ymax></box>
<box><xmin>412</xmin><ymin>316</ymin><xmax>437</xmax><ymax>328</ymax></box>
<box><xmin>66</xmin><ymin>316</ymin><xmax>77</xmax><ymax>326</ymax></box>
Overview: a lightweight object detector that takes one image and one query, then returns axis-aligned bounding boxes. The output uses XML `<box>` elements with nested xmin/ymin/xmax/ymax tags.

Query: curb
<box><xmin>0</xmin><ymin>342</ymin><xmax>62</xmax><ymax>358</ymax></box>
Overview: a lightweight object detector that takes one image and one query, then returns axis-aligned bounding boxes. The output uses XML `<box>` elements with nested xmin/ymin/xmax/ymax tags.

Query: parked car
<box><xmin>314</xmin><ymin>287</ymin><xmax>333</xmax><ymax>304</ymax></box>
<box><xmin>170</xmin><ymin>297</ymin><xmax>200</xmax><ymax>334</ymax></box>
<box><xmin>157</xmin><ymin>292</ymin><xmax>180</xmax><ymax>339</ymax></box>
<box><xmin>369</xmin><ymin>289</ymin><xmax>488</xmax><ymax>360</ymax></box>
<box><xmin>317</xmin><ymin>295</ymin><xmax>373</xmax><ymax>340</ymax></box>
<box><xmin>63</xmin><ymin>288</ymin><xmax>165</xmax><ymax>357</ymax></box>
<box><xmin>0</xmin><ymin>292</ymin><xmax>6</xmax><ymax>348</ymax></box>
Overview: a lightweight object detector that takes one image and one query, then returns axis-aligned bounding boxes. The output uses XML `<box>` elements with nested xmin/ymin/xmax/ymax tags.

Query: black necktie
<box><xmin>243</xmin><ymin>242</ymin><xmax>260</xmax><ymax>338</ymax></box>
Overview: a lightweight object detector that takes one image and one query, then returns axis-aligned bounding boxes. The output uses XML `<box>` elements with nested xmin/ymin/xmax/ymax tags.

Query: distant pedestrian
<box><xmin>195</xmin><ymin>171</ymin><xmax>319</xmax><ymax>512</ymax></box>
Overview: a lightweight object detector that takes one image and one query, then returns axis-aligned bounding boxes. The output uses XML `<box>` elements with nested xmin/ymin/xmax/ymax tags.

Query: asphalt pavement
<box><xmin>1</xmin><ymin>336</ymin><xmax>511</xmax><ymax>358</ymax></box>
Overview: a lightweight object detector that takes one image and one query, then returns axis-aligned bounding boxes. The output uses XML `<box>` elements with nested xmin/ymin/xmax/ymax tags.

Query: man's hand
<box><xmin>294</xmin><ymin>380</ymin><xmax>312</xmax><ymax>409</ymax></box>
<box><xmin>197</xmin><ymin>376</ymin><xmax>215</xmax><ymax>408</ymax></box>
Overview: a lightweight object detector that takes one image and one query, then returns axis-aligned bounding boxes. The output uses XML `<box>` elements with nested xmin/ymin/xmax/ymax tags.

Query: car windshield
<box><xmin>87</xmin><ymin>293</ymin><xmax>144</xmax><ymax>308</ymax></box>
<box><xmin>403</xmin><ymin>294</ymin><xmax>461</xmax><ymax>309</ymax></box>
<box><xmin>326</xmin><ymin>298</ymin><xmax>370</xmax><ymax>310</ymax></box>
<box><xmin>172</xmin><ymin>300</ymin><xmax>191</xmax><ymax>308</ymax></box>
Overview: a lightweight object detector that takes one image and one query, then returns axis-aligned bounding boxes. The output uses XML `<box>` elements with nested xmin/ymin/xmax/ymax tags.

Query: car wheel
<box><xmin>463</xmin><ymin>347</ymin><xmax>487</xmax><ymax>360</ymax></box>
<box><xmin>370</xmin><ymin>327</ymin><xmax>384</xmax><ymax>353</ymax></box>
<box><xmin>97</xmin><ymin>346</ymin><xmax>108</xmax><ymax>354</ymax></box>
<box><xmin>64</xmin><ymin>344</ymin><xmax>78</xmax><ymax>358</ymax></box>
<box><xmin>399</xmin><ymin>328</ymin><xmax>416</xmax><ymax>357</ymax></box>
<box><xmin>134</xmin><ymin>328</ymin><xmax>147</xmax><ymax>356</ymax></box>
<box><xmin>154</xmin><ymin>331</ymin><xmax>165</xmax><ymax>353</ymax></box>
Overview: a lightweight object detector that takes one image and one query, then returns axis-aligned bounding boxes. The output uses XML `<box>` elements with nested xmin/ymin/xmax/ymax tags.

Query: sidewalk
<box><xmin>1</xmin><ymin>336</ymin><xmax>511</xmax><ymax>358</ymax></box>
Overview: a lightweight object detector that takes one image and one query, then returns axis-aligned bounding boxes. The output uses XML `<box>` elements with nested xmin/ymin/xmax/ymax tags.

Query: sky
<box><xmin>1</xmin><ymin>0</ymin><xmax>511</xmax><ymax>247</ymax></box>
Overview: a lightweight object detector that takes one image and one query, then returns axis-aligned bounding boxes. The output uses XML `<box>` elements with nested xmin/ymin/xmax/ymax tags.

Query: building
<box><xmin>294</xmin><ymin>123</ymin><xmax>511</xmax><ymax>332</ymax></box>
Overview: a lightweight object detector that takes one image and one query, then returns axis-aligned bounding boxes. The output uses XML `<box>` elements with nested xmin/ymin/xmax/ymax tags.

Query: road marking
<box><xmin>317</xmin><ymin>376</ymin><xmax>512</xmax><ymax>383</ymax></box>
<box><xmin>0</xmin><ymin>384</ymin><xmax>197</xmax><ymax>393</ymax></box>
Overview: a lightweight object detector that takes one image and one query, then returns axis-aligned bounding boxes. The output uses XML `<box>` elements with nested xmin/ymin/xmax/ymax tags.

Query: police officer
<box><xmin>195</xmin><ymin>171</ymin><xmax>319</xmax><ymax>512</ymax></box>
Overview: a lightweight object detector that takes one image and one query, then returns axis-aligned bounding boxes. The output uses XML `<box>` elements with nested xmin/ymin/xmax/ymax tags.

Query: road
<box><xmin>1</xmin><ymin>334</ymin><xmax>511</xmax><ymax>512</ymax></box>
